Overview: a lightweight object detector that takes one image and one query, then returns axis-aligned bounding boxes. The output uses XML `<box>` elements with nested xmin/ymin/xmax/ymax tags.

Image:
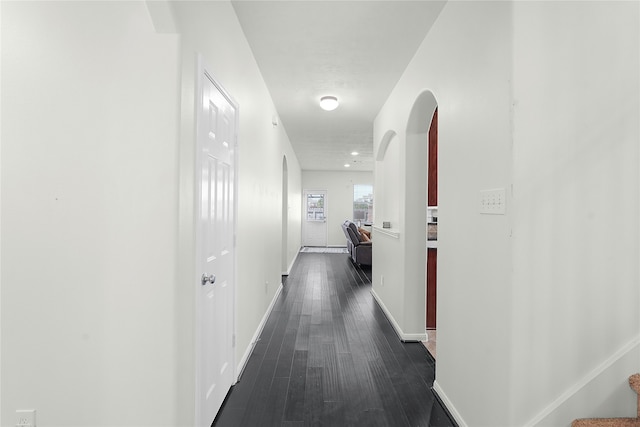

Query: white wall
<box><xmin>2</xmin><ymin>2</ymin><xmax>181</xmax><ymax>425</ymax></box>
<box><xmin>283</xmin><ymin>156</ymin><xmax>302</xmax><ymax>274</ymax></box>
<box><xmin>375</xmin><ymin>131</ymin><xmax>400</xmax><ymax>230</ymax></box>
<box><xmin>1</xmin><ymin>1</ymin><xmax>303</xmax><ymax>425</ymax></box>
<box><xmin>302</xmin><ymin>170</ymin><xmax>373</xmax><ymax>247</ymax></box>
<box><xmin>374</xmin><ymin>1</ymin><xmax>513</xmax><ymax>424</ymax></box>
<box><xmin>371</xmin><ymin>132</ymin><xmax>405</xmax><ymax>335</ymax></box>
<box><xmin>510</xmin><ymin>2</ymin><xmax>640</xmax><ymax>425</ymax></box>
<box><xmin>0</xmin><ymin>2</ymin><xmax>3</xmax><ymax>422</ymax></box>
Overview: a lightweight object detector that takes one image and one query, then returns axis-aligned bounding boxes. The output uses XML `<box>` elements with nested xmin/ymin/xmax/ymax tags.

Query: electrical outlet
<box><xmin>16</xmin><ymin>409</ymin><xmax>36</xmax><ymax>427</ymax></box>
<box><xmin>480</xmin><ymin>188</ymin><xmax>506</xmax><ymax>215</ymax></box>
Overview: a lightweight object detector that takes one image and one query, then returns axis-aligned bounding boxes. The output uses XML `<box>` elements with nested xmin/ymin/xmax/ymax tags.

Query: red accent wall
<box><xmin>428</xmin><ymin>108</ymin><xmax>438</xmax><ymax>207</ymax></box>
<box><xmin>426</xmin><ymin>108</ymin><xmax>438</xmax><ymax>330</ymax></box>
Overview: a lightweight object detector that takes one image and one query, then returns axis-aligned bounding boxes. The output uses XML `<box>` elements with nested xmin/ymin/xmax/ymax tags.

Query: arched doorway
<box><xmin>375</xmin><ymin>130</ymin><xmax>399</xmax><ymax>228</ymax></box>
<box><xmin>426</xmin><ymin>108</ymin><xmax>438</xmax><ymax>357</ymax></box>
<box><xmin>405</xmin><ymin>90</ymin><xmax>438</xmax><ymax>356</ymax></box>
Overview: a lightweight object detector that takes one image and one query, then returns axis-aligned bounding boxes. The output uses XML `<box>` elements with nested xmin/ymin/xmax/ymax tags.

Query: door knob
<box><xmin>201</xmin><ymin>273</ymin><xmax>216</xmax><ymax>286</ymax></box>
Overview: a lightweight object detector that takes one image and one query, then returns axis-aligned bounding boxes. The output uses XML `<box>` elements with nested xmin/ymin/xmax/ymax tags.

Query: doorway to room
<box><xmin>404</xmin><ymin>90</ymin><xmax>438</xmax><ymax>360</ymax></box>
<box><xmin>426</xmin><ymin>108</ymin><xmax>438</xmax><ymax>359</ymax></box>
<box><xmin>281</xmin><ymin>156</ymin><xmax>289</xmax><ymax>274</ymax></box>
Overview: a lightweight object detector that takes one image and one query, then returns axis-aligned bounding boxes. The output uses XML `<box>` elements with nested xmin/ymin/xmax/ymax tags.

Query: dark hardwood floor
<box><xmin>213</xmin><ymin>253</ymin><xmax>457</xmax><ymax>427</ymax></box>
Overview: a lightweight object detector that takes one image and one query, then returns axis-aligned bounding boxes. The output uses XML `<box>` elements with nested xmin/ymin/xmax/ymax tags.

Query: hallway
<box><xmin>213</xmin><ymin>253</ymin><xmax>456</xmax><ymax>426</ymax></box>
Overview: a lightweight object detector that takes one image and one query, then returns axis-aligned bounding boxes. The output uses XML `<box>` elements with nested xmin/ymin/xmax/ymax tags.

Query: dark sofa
<box><xmin>341</xmin><ymin>220</ymin><xmax>372</xmax><ymax>266</ymax></box>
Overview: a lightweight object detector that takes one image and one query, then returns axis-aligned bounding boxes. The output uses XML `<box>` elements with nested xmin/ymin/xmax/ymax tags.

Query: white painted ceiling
<box><xmin>231</xmin><ymin>1</ymin><xmax>446</xmax><ymax>171</ymax></box>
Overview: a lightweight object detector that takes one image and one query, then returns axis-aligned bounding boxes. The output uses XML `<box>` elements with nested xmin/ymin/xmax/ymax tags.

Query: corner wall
<box><xmin>510</xmin><ymin>2</ymin><xmax>640</xmax><ymax>425</ymax></box>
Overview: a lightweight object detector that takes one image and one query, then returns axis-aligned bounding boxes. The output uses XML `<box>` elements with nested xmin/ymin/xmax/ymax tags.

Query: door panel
<box><xmin>197</xmin><ymin>67</ymin><xmax>236</xmax><ymax>426</ymax></box>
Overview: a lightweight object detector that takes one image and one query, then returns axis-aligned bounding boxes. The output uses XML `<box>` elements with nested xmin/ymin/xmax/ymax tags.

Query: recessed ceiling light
<box><xmin>344</xmin><ymin>163</ymin><xmax>350</xmax><ymax>168</ymax></box>
<box><xmin>320</xmin><ymin>96</ymin><xmax>339</xmax><ymax>111</ymax></box>
<box><xmin>351</xmin><ymin>151</ymin><xmax>359</xmax><ymax>156</ymax></box>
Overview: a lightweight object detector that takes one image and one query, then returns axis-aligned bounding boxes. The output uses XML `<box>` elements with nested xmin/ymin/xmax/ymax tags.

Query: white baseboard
<box><xmin>525</xmin><ymin>334</ymin><xmax>640</xmax><ymax>426</ymax></box>
<box><xmin>434</xmin><ymin>380</ymin><xmax>468</xmax><ymax>427</ymax></box>
<box><xmin>370</xmin><ymin>289</ymin><xmax>427</xmax><ymax>342</ymax></box>
<box><xmin>236</xmin><ymin>283</ymin><xmax>283</xmax><ymax>380</ymax></box>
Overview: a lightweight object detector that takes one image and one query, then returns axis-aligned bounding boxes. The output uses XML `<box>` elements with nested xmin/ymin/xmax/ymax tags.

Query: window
<box><xmin>306</xmin><ymin>193</ymin><xmax>325</xmax><ymax>221</ymax></box>
<box><xmin>353</xmin><ymin>184</ymin><xmax>373</xmax><ymax>224</ymax></box>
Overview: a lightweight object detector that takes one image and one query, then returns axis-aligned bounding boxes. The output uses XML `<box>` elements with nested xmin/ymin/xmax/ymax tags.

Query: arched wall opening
<box><xmin>375</xmin><ymin>130</ymin><xmax>400</xmax><ymax>229</ymax></box>
<box><xmin>281</xmin><ymin>155</ymin><xmax>289</xmax><ymax>274</ymax></box>
<box><xmin>404</xmin><ymin>90</ymin><xmax>438</xmax><ymax>341</ymax></box>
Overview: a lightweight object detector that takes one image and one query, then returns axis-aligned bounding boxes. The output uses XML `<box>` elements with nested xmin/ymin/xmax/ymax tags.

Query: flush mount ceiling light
<box><xmin>351</xmin><ymin>151</ymin><xmax>359</xmax><ymax>156</ymax></box>
<box><xmin>320</xmin><ymin>96</ymin><xmax>339</xmax><ymax>111</ymax></box>
<box><xmin>344</xmin><ymin>163</ymin><xmax>351</xmax><ymax>168</ymax></box>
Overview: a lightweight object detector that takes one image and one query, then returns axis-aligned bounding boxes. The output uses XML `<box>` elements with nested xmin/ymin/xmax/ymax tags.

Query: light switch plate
<box><xmin>480</xmin><ymin>188</ymin><xmax>506</xmax><ymax>215</ymax></box>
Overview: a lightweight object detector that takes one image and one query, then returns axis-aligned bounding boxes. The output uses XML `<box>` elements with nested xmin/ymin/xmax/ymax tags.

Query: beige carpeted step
<box><xmin>572</xmin><ymin>374</ymin><xmax>640</xmax><ymax>427</ymax></box>
<box><xmin>631</xmin><ymin>374</ymin><xmax>640</xmax><ymax>418</ymax></box>
<box><xmin>572</xmin><ymin>418</ymin><xmax>640</xmax><ymax>427</ymax></box>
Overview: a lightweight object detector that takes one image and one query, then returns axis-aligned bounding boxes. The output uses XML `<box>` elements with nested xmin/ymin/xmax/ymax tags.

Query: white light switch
<box><xmin>480</xmin><ymin>188</ymin><xmax>506</xmax><ymax>215</ymax></box>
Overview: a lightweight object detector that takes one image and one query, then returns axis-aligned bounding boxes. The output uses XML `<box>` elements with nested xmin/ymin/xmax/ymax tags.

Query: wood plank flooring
<box><xmin>213</xmin><ymin>253</ymin><xmax>457</xmax><ymax>427</ymax></box>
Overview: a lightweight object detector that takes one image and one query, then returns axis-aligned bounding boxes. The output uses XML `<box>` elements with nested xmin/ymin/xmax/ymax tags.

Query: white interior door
<box><xmin>196</xmin><ymin>63</ymin><xmax>237</xmax><ymax>426</ymax></box>
<box><xmin>303</xmin><ymin>190</ymin><xmax>327</xmax><ymax>246</ymax></box>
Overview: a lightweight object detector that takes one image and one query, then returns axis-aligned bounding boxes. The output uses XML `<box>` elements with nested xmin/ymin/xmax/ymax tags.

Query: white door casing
<box><xmin>195</xmin><ymin>58</ymin><xmax>237</xmax><ymax>427</ymax></box>
<box><xmin>302</xmin><ymin>190</ymin><xmax>327</xmax><ymax>247</ymax></box>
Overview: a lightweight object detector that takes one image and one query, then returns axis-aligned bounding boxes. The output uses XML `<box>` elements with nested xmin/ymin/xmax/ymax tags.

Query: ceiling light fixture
<box><xmin>351</xmin><ymin>151</ymin><xmax>359</xmax><ymax>156</ymax></box>
<box><xmin>344</xmin><ymin>163</ymin><xmax>350</xmax><ymax>168</ymax></box>
<box><xmin>320</xmin><ymin>96</ymin><xmax>339</xmax><ymax>111</ymax></box>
